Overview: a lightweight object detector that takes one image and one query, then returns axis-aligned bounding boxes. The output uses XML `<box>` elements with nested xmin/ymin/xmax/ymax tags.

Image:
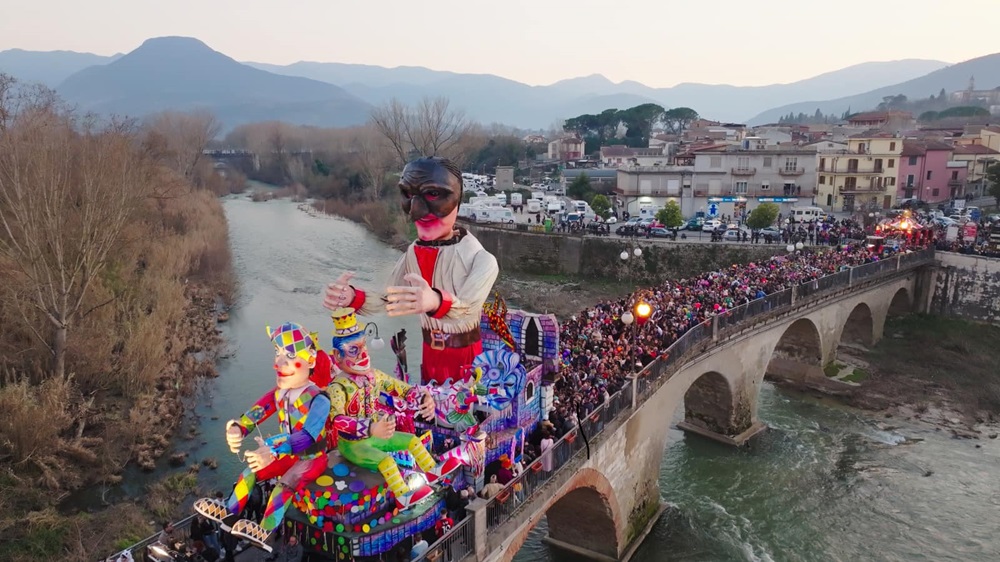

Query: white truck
<box><xmin>495</xmin><ymin>193</ymin><xmax>508</xmax><ymax>206</ymax></box>
<box><xmin>527</xmin><ymin>199</ymin><xmax>542</xmax><ymax>213</ymax></box>
<box><xmin>510</xmin><ymin>193</ymin><xmax>523</xmax><ymax>207</ymax></box>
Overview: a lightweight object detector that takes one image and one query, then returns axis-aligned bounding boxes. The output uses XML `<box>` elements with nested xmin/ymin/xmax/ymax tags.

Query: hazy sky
<box><xmin>3</xmin><ymin>0</ymin><xmax>999</xmax><ymax>87</ymax></box>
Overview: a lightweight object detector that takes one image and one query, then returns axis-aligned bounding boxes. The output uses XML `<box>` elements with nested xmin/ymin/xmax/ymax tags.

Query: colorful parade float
<box><xmin>192</xmin><ymin>157</ymin><xmax>562</xmax><ymax>560</ymax></box>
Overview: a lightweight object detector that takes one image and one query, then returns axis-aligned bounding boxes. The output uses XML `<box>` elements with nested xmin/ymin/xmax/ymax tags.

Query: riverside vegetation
<box><xmin>0</xmin><ymin>75</ymin><xmax>244</xmax><ymax>561</ymax></box>
<box><xmin>225</xmin><ymin>97</ymin><xmax>548</xmax><ymax>249</ymax></box>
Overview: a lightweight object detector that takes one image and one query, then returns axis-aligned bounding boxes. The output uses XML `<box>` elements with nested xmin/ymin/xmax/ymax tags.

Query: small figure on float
<box><xmin>324</xmin><ymin>308</ymin><xmax>442</xmax><ymax>508</ymax></box>
<box><xmin>194</xmin><ymin>323</ymin><xmax>332</xmax><ymax>552</ymax></box>
<box><xmin>323</xmin><ymin>156</ymin><xmax>499</xmax><ymax>385</ymax></box>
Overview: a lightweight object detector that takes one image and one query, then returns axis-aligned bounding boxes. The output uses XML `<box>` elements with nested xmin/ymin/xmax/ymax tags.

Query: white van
<box><xmin>527</xmin><ymin>199</ymin><xmax>542</xmax><ymax>213</ymax></box>
<box><xmin>475</xmin><ymin>207</ymin><xmax>515</xmax><ymax>224</ymax></box>
<box><xmin>495</xmin><ymin>193</ymin><xmax>508</xmax><ymax>206</ymax></box>
<box><xmin>790</xmin><ymin>206</ymin><xmax>824</xmax><ymax>223</ymax></box>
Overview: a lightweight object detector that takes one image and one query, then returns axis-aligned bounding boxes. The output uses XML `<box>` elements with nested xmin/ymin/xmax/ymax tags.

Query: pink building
<box><xmin>897</xmin><ymin>140</ymin><xmax>967</xmax><ymax>203</ymax></box>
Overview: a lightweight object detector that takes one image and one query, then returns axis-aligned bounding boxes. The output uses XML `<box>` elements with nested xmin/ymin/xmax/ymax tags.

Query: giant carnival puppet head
<box><xmin>399</xmin><ymin>157</ymin><xmax>463</xmax><ymax>241</ymax></box>
<box><xmin>267</xmin><ymin>322</ymin><xmax>323</xmax><ymax>390</ymax></box>
<box><xmin>330</xmin><ymin>308</ymin><xmax>372</xmax><ymax>377</ymax></box>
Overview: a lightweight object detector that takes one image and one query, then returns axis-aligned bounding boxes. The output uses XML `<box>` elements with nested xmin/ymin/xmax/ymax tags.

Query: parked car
<box><xmin>685</xmin><ymin>217</ymin><xmax>704</xmax><ymax>231</ymax></box>
<box><xmin>722</xmin><ymin>229</ymin><xmax>744</xmax><ymax>241</ymax></box>
<box><xmin>647</xmin><ymin>227</ymin><xmax>675</xmax><ymax>238</ymax></box>
<box><xmin>758</xmin><ymin>227</ymin><xmax>781</xmax><ymax>239</ymax></box>
<box><xmin>702</xmin><ymin>219</ymin><xmax>722</xmax><ymax>232</ymax></box>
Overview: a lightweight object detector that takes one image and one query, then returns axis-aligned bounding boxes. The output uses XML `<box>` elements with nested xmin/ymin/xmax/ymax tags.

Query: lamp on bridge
<box><xmin>621</xmin><ymin>311</ymin><xmax>634</xmax><ymax>326</ymax></box>
<box><xmin>795</xmin><ymin>241</ymin><xmax>804</xmax><ymax>251</ymax></box>
<box><xmin>635</xmin><ymin>301</ymin><xmax>652</xmax><ymax>326</ymax></box>
<box><xmin>619</xmin><ymin>247</ymin><xmax>643</xmax><ymax>261</ymax></box>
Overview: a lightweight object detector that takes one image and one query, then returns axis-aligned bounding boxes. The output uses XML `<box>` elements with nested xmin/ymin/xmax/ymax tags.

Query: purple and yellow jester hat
<box><xmin>266</xmin><ymin>322</ymin><xmax>319</xmax><ymax>363</ymax></box>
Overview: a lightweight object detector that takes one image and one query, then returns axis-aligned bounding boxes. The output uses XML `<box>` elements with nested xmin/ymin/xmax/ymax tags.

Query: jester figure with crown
<box><xmin>321</xmin><ymin>307</ymin><xmax>448</xmax><ymax>509</ymax></box>
<box><xmin>323</xmin><ymin>156</ymin><xmax>499</xmax><ymax>387</ymax></box>
<box><xmin>193</xmin><ymin>323</ymin><xmax>332</xmax><ymax>552</ymax></box>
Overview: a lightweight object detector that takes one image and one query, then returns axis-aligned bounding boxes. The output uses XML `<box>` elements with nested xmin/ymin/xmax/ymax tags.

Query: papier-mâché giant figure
<box><xmin>323</xmin><ymin>157</ymin><xmax>499</xmax><ymax>386</ymax></box>
<box><xmin>325</xmin><ymin>308</ymin><xmax>441</xmax><ymax>508</ymax></box>
<box><xmin>194</xmin><ymin>323</ymin><xmax>331</xmax><ymax>552</ymax></box>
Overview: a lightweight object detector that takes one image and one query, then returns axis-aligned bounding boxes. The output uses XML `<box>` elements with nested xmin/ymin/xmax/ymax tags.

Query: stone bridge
<box><xmin>418</xmin><ymin>249</ymin><xmax>937</xmax><ymax>562</ymax></box>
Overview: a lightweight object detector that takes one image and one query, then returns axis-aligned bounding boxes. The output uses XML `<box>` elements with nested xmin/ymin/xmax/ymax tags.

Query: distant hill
<box><xmin>56</xmin><ymin>37</ymin><xmax>371</xmax><ymax>128</ymax></box>
<box><xmin>247</xmin><ymin>58</ymin><xmax>950</xmax><ymax>126</ymax></box>
<box><xmin>0</xmin><ymin>48</ymin><xmax>120</xmax><ymax>87</ymax></box>
<box><xmin>749</xmin><ymin>53</ymin><xmax>1000</xmax><ymax>125</ymax></box>
<box><xmin>1</xmin><ymin>37</ymin><xmax>965</xmax><ymax>128</ymax></box>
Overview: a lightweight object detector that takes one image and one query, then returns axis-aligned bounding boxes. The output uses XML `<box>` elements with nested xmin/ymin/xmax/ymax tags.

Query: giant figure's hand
<box><xmin>418</xmin><ymin>390</ymin><xmax>436</xmax><ymax>420</ymax></box>
<box><xmin>385</xmin><ymin>273</ymin><xmax>441</xmax><ymax>317</ymax></box>
<box><xmin>246</xmin><ymin>437</ymin><xmax>276</xmax><ymax>472</ymax></box>
<box><xmin>323</xmin><ymin>271</ymin><xmax>356</xmax><ymax>310</ymax></box>
<box><xmin>225</xmin><ymin>420</ymin><xmax>243</xmax><ymax>454</ymax></box>
<box><xmin>371</xmin><ymin>418</ymin><xmax>396</xmax><ymax>440</ymax></box>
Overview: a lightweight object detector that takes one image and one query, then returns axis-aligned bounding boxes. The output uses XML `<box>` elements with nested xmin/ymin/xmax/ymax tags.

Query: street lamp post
<box><xmin>621</xmin><ymin>310</ymin><xmax>635</xmax><ymax>408</ymax></box>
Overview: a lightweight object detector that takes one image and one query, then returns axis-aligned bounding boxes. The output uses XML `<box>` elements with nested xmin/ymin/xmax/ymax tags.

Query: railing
<box><xmin>778</xmin><ymin>167</ymin><xmax>805</xmax><ymax>176</ymax></box>
<box><xmin>411</xmin><ymin>517</ymin><xmax>477</xmax><ymax>562</ymax></box>
<box><xmin>483</xmin><ymin>379</ymin><xmax>635</xmax><ymax>531</ymax></box>
<box><xmin>106</xmin><ymin>515</ymin><xmax>198</xmax><ymax>562</ymax></box>
<box><xmin>731</xmin><ymin>167</ymin><xmax>757</xmax><ymax>176</ymax></box>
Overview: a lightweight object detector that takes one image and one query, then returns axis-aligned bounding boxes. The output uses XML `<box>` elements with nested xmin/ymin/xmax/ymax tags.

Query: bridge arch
<box><xmin>500</xmin><ymin>467</ymin><xmax>623</xmax><ymax>562</ymax></box>
<box><xmin>888</xmin><ymin>287</ymin><xmax>912</xmax><ymax>317</ymax></box>
<box><xmin>840</xmin><ymin>302</ymin><xmax>875</xmax><ymax>348</ymax></box>
<box><xmin>683</xmin><ymin>371</ymin><xmax>737</xmax><ymax>435</ymax></box>
<box><xmin>765</xmin><ymin>318</ymin><xmax>824</xmax><ymax>381</ymax></box>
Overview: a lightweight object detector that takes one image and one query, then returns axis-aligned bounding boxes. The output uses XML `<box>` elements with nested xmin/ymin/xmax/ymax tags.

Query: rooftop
<box><xmin>952</xmin><ymin>144</ymin><xmax>1000</xmax><ymax>155</ymax></box>
<box><xmin>900</xmin><ymin>140</ymin><xmax>954</xmax><ymax>156</ymax></box>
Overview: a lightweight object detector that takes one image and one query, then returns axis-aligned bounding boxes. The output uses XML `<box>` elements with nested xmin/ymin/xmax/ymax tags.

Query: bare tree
<box><xmin>144</xmin><ymin>109</ymin><xmax>221</xmax><ymax>181</ymax></box>
<box><xmin>409</xmin><ymin>96</ymin><xmax>472</xmax><ymax>159</ymax></box>
<box><xmin>353</xmin><ymin>128</ymin><xmax>393</xmax><ymax>200</ymax></box>
<box><xmin>369</xmin><ymin>96</ymin><xmax>474</xmax><ymax>167</ymax></box>
<box><xmin>0</xmin><ymin>104</ymin><xmax>154</xmax><ymax>379</ymax></box>
<box><xmin>369</xmin><ymin>98</ymin><xmax>412</xmax><ymax>167</ymax></box>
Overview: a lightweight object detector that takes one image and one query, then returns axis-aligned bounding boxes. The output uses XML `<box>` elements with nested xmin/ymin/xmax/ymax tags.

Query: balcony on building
<box><xmin>731</xmin><ymin>167</ymin><xmax>756</xmax><ymax>176</ymax></box>
<box><xmin>778</xmin><ymin>167</ymin><xmax>805</xmax><ymax>176</ymax></box>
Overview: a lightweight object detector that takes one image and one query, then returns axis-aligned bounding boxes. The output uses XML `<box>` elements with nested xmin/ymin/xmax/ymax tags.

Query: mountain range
<box><xmin>0</xmin><ymin>37</ymin><xmax>997</xmax><ymax>130</ymax></box>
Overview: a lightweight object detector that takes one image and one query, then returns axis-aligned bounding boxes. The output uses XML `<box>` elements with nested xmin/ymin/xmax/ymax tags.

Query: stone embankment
<box><xmin>467</xmin><ymin>224</ymin><xmax>785</xmax><ymax>284</ymax></box>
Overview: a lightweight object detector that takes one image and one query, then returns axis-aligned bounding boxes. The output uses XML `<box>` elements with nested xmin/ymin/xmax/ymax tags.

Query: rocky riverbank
<box><xmin>493</xmin><ymin>272</ymin><xmax>636</xmax><ymax>318</ymax></box>
<box><xmin>133</xmin><ymin>283</ymin><xmax>228</xmax><ymax>472</ymax></box>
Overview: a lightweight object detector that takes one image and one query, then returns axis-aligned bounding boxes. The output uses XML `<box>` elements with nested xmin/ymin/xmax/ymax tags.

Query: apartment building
<box><xmin>816</xmin><ymin>133</ymin><xmax>902</xmax><ymax>212</ymax></box>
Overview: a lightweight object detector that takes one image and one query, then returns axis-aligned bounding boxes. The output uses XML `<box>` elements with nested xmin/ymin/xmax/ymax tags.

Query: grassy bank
<box><xmin>0</xmin><ymin>187</ymin><xmax>235</xmax><ymax>561</ymax></box>
<box><xmin>847</xmin><ymin>314</ymin><xmax>1000</xmax><ymax>422</ymax></box>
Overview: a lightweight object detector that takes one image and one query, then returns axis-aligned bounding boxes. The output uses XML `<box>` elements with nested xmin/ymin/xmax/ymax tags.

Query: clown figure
<box><xmin>323</xmin><ymin>157</ymin><xmax>499</xmax><ymax>386</ymax></box>
<box><xmin>326</xmin><ymin>308</ymin><xmax>441</xmax><ymax>508</ymax></box>
<box><xmin>194</xmin><ymin>323</ymin><xmax>331</xmax><ymax>552</ymax></box>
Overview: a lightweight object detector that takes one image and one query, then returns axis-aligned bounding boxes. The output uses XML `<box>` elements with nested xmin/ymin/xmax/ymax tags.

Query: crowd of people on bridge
<box><xmin>537</xmin><ymin>239</ymin><xmax>925</xmax><ymax>449</ymax></box>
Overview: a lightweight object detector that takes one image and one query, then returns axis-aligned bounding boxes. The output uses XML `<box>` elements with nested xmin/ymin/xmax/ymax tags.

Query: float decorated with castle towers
<box><xmin>192</xmin><ymin>157</ymin><xmax>562</xmax><ymax>560</ymax></box>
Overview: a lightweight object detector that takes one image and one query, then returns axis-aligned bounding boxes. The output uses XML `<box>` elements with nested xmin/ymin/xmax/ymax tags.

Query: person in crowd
<box><xmin>480</xmin><ymin>474</ymin><xmax>505</xmax><ymax>499</ymax></box>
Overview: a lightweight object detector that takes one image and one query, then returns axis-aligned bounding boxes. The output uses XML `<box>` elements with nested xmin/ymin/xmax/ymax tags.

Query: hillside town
<box><xmin>529</xmin><ymin>108</ymin><xmax>1000</xmax><ymax>221</ymax></box>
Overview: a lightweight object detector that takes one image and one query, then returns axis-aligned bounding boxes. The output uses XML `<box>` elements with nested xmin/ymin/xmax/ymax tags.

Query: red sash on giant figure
<box><xmin>414</xmin><ymin>245</ymin><xmax>479</xmax><ymax>385</ymax></box>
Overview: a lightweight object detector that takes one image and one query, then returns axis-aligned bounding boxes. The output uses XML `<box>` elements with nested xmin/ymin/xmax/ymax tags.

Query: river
<box><xmin>154</xmin><ymin>197</ymin><xmax>1000</xmax><ymax>561</ymax></box>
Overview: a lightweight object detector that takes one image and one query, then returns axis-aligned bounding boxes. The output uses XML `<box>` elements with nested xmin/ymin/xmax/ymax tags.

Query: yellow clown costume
<box><xmin>326</xmin><ymin>308</ymin><xmax>438</xmax><ymax>508</ymax></box>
